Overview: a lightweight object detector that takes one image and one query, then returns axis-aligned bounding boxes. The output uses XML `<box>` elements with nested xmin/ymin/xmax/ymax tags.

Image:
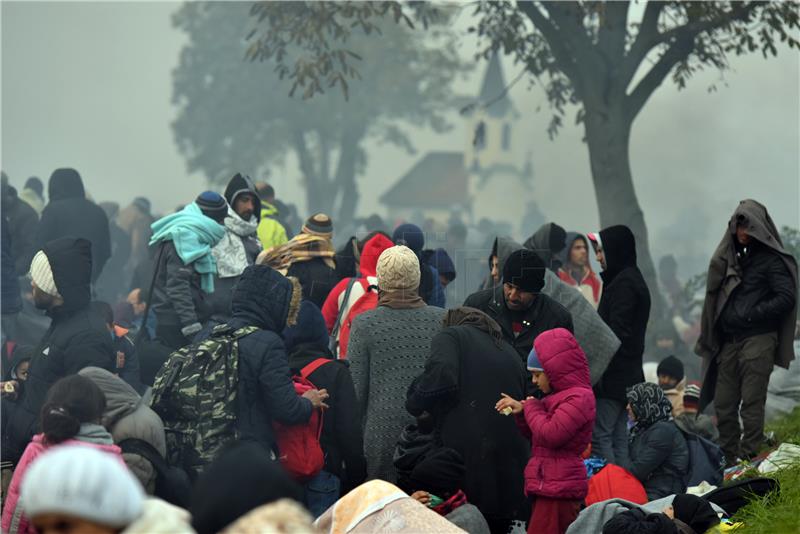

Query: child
<box><xmin>657</xmin><ymin>355</ymin><xmax>686</xmax><ymax>417</ymax></box>
<box><xmin>496</xmin><ymin>328</ymin><xmax>596</xmax><ymax>534</ymax></box>
<box><xmin>674</xmin><ymin>382</ymin><xmax>720</xmax><ymax>442</ymax></box>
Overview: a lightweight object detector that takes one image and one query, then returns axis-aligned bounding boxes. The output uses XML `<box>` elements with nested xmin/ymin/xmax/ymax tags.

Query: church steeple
<box><xmin>478</xmin><ymin>52</ymin><xmax>515</xmax><ymax>118</ymax></box>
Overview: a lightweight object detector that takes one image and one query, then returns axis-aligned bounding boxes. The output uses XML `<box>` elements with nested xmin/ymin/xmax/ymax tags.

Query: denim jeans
<box><xmin>592</xmin><ymin>398</ymin><xmax>630</xmax><ymax>465</ymax></box>
<box><xmin>304</xmin><ymin>470</ymin><xmax>341</xmax><ymax>518</ymax></box>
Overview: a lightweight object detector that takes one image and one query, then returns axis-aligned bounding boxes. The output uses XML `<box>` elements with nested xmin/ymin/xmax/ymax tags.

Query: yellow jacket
<box><xmin>257</xmin><ymin>201</ymin><xmax>288</xmax><ymax>251</ymax></box>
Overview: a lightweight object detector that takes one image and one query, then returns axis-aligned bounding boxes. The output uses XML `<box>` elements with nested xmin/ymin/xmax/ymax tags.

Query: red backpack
<box><xmin>273</xmin><ymin>358</ymin><xmax>330</xmax><ymax>480</ymax></box>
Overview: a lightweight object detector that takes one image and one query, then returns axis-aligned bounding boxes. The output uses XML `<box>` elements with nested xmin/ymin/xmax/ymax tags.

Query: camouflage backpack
<box><xmin>149</xmin><ymin>324</ymin><xmax>258</xmax><ymax>478</ymax></box>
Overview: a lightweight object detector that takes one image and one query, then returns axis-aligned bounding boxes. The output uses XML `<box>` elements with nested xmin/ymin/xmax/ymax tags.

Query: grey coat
<box><xmin>79</xmin><ymin>367</ymin><xmax>167</xmax><ymax>493</ymax></box>
<box><xmin>622</xmin><ymin>421</ymin><xmax>689</xmax><ymax>501</ymax></box>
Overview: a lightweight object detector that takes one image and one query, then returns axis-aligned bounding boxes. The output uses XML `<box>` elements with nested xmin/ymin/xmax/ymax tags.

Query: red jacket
<box><xmin>558</xmin><ymin>267</ymin><xmax>602</xmax><ymax>307</ymax></box>
<box><xmin>516</xmin><ymin>328</ymin><xmax>596</xmax><ymax>500</ymax></box>
<box><xmin>321</xmin><ymin>234</ymin><xmax>394</xmax><ymax>357</ymax></box>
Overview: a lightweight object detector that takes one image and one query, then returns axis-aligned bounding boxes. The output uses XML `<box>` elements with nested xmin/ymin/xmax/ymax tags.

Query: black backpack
<box><xmin>679</xmin><ymin>428</ymin><xmax>725</xmax><ymax>487</ymax></box>
<box><xmin>119</xmin><ymin>438</ymin><xmax>192</xmax><ymax>507</ymax></box>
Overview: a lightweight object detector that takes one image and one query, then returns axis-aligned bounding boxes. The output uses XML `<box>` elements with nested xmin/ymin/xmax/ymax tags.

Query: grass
<box><xmin>732</xmin><ymin>407</ymin><xmax>800</xmax><ymax>533</ymax></box>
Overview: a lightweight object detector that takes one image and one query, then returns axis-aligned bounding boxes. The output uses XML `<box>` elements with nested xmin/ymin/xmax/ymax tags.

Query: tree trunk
<box><xmin>583</xmin><ymin>105</ymin><xmax>666</xmax><ymax>322</ymax></box>
<box><xmin>292</xmin><ymin>129</ymin><xmax>336</xmax><ymax>216</ymax></box>
<box><xmin>333</xmin><ymin>126</ymin><xmax>365</xmax><ymax>228</ymax></box>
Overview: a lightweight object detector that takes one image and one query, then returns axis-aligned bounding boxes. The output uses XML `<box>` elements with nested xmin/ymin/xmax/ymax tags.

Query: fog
<box><xmin>2</xmin><ymin>1</ymin><xmax>798</xmax><ymax>278</ymax></box>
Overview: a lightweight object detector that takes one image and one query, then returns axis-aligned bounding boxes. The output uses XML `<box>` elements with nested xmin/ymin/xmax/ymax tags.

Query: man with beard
<box><xmin>208</xmin><ymin>174</ymin><xmax>263</xmax><ymax>322</ymax></box>
<box><xmin>2</xmin><ymin>237</ymin><xmax>115</xmax><ymax>463</ymax></box>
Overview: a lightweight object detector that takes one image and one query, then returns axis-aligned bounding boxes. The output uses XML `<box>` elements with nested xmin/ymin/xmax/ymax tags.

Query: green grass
<box><xmin>732</xmin><ymin>407</ymin><xmax>800</xmax><ymax>533</ymax></box>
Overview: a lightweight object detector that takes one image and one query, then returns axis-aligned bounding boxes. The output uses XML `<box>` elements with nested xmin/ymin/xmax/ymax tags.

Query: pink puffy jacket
<box><xmin>2</xmin><ymin>434</ymin><xmax>123</xmax><ymax>534</ymax></box>
<box><xmin>516</xmin><ymin>328</ymin><xmax>596</xmax><ymax>500</ymax></box>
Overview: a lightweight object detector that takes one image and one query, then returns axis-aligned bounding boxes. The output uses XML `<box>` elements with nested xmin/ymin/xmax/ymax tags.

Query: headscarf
<box><xmin>257</xmin><ymin>232</ymin><xmax>335</xmax><ymax>271</ymax></box>
<box><xmin>626</xmin><ymin>382</ymin><xmax>673</xmax><ymax>436</ymax></box>
<box><xmin>443</xmin><ymin>307</ymin><xmax>503</xmax><ymax>346</ymax></box>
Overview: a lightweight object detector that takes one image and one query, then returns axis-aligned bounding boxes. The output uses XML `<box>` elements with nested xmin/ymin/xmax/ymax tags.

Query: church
<box><xmin>379</xmin><ymin>53</ymin><xmax>534</xmax><ymax>236</ymax></box>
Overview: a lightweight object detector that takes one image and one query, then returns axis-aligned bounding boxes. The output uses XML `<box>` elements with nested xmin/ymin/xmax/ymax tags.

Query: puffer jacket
<box><xmin>78</xmin><ymin>367</ymin><xmax>167</xmax><ymax>493</ymax></box>
<box><xmin>623</xmin><ymin>420</ymin><xmax>689</xmax><ymax>500</ymax></box>
<box><xmin>223</xmin><ymin>265</ymin><xmax>313</xmax><ymax>454</ymax></box>
<box><xmin>516</xmin><ymin>328</ymin><xmax>596</xmax><ymax>500</ymax></box>
<box><xmin>2</xmin><ymin>432</ymin><xmax>122</xmax><ymax>534</ymax></box>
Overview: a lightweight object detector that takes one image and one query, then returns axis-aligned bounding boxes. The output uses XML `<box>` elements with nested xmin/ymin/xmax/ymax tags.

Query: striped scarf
<box><xmin>258</xmin><ymin>232</ymin><xmax>336</xmax><ymax>271</ymax></box>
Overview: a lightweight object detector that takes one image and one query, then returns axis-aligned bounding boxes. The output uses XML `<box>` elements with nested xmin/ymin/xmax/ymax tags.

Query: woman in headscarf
<box><xmin>622</xmin><ymin>382</ymin><xmax>689</xmax><ymax>500</ymax></box>
<box><xmin>406</xmin><ymin>307</ymin><xmax>529</xmax><ymax>534</ymax></box>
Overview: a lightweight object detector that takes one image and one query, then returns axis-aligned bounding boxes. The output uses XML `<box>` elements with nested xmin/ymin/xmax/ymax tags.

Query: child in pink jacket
<box><xmin>496</xmin><ymin>328</ymin><xmax>596</xmax><ymax>534</ymax></box>
<box><xmin>2</xmin><ymin>375</ymin><xmax>124</xmax><ymax>534</ymax></box>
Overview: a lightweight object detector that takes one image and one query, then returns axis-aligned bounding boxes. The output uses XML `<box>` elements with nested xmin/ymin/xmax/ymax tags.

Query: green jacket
<box><xmin>257</xmin><ymin>201</ymin><xmax>288</xmax><ymax>251</ymax></box>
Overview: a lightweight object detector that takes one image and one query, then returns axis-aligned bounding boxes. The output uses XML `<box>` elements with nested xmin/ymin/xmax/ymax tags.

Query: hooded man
<box><xmin>148</xmin><ymin>192</ymin><xmax>226</xmax><ymax>350</ymax></box>
<box><xmin>481</xmin><ymin>236</ymin><xmax>524</xmax><ymax>291</ymax></box>
<box><xmin>464</xmin><ymin>249</ymin><xmax>573</xmax><ymax>368</ymax></box>
<box><xmin>118</xmin><ymin>197</ymin><xmax>155</xmax><ymax>278</ymax></box>
<box><xmin>1</xmin><ymin>179</ymin><xmax>39</xmax><ymax>276</ymax></box>
<box><xmin>523</xmin><ymin>222</ymin><xmax>568</xmax><ymax>274</ymax></box>
<box><xmin>587</xmin><ymin>225</ymin><xmax>651</xmax><ymax>466</ymax></box>
<box><xmin>2</xmin><ymin>237</ymin><xmax>116</xmax><ymax>463</ymax></box>
<box><xmin>208</xmin><ymin>174</ymin><xmax>263</xmax><ymax>322</ymax></box>
<box><xmin>392</xmin><ymin>223</ymin><xmax>446</xmax><ymax>308</ymax></box>
<box><xmin>558</xmin><ymin>233</ymin><xmax>602</xmax><ymax>309</ymax></box>
<box><xmin>19</xmin><ymin>177</ymin><xmax>45</xmax><ymax>216</ymax></box>
<box><xmin>696</xmin><ymin>200</ymin><xmax>797</xmax><ymax>464</ymax></box>
<box><xmin>35</xmin><ymin>168</ymin><xmax>111</xmax><ymax>283</ymax></box>
<box><xmin>95</xmin><ymin>201</ymin><xmax>132</xmax><ymax>302</ymax></box>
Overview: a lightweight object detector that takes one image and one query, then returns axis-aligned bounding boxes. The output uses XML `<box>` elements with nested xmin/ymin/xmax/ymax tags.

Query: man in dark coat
<box><xmin>406</xmin><ymin>307</ymin><xmax>529</xmax><ymax>534</ymax></box>
<box><xmin>695</xmin><ymin>200</ymin><xmax>797</xmax><ymax>464</ymax></box>
<box><xmin>95</xmin><ymin>202</ymin><xmax>132</xmax><ymax>303</ymax></box>
<box><xmin>464</xmin><ymin>249</ymin><xmax>574</xmax><ymax>366</ymax></box>
<box><xmin>523</xmin><ymin>222</ymin><xmax>567</xmax><ymax>274</ymax></box>
<box><xmin>222</xmin><ymin>265</ymin><xmax>327</xmax><ymax>456</ymax></box>
<box><xmin>284</xmin><ymin>300</ymin><xmax>367</xmax><ymax>503</ymax></box>
<box><xmin>587</xmin><ymin>225</ymin><xmax>651</xmax><ymax>466</ymax></box>
<box><xmin>2</xmin><ymin>237</ymin><xmax>116</xmax><ymax>463</ymax></box>
<box><xmin>1</xmin><ymin>179</ymin><xmax>39</xmax><ymax>276</ymax></box>
<box><xmin>35</xmin><ymin>168</ymin><xmax>111</xmax><ymax>283</ymax></box>
<box><xmin>1</xmin><ymin>217</ymin><xmax>22</xmax><ymax>340</ymax></box>
<box><xmin>393</xmin><ymin>223</ymin><xmax>446</xmax><ymax>307</ymax></box>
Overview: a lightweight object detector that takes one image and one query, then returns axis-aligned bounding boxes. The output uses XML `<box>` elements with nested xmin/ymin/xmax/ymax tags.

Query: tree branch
<box><xmin>598</xmin><ymin>1</ymin><xmax>630</xmax><ymax>61</ymax></box>
<box><xmin>622</xmin><ymin>0</ymin><xmax>666</xmax><ymax>84</ymax></box>
<box><xmin>515</xmin><ymin>1</ymin><xmax>581</xmax><ymax>87</ymax></box>
<box><xmin>656</xmin><ymin>1</ymin><xmax>761</xmax><ymax>49</ymax></box>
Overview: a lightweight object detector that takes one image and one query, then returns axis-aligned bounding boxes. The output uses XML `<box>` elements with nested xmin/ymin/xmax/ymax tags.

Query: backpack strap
<box><xmin>329</xmin><ymin>278</ymin><xmax>359</xmax><ymax>356</ymax></box>
<box><xmin>118</xmin><ymin>438</ymin><xmax>170</xmax><ymax>476</ymax></box>
<box><xmin>300</xmin><ymin>358</ymin><xmax>332</xmax><ymax>380</ymax></box>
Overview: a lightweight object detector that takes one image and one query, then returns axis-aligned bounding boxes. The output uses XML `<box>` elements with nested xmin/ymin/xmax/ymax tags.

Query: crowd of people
<box><xmin>0</xmin><ymin>167</ymin><xmax>798</xmax><ymax>534</ymax></box>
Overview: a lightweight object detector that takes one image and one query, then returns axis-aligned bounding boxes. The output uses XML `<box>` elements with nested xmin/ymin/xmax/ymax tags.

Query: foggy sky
<box><xmin>2</xmin><ymin>1</ymin><xmax>798</xmax><ymax>277</ymax></box>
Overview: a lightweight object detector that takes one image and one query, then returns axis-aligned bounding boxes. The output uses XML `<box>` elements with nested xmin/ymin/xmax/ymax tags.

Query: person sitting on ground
<box><xmin>622</xmin><ymin>382</ymin><xmax>689</xmax><ymax>500</ymax></box>
<box><xmin>2</xmin><ymin>375</ymin><xmax>122</xmax><ymax>534</ymax></box>
<box><xmin>496</xmin><ymin>328</ymin><xmax>596</xmax><ymax>534</ymax></box>
<box><xmin>674</xmin><ymin>382</ymin><xmax>719</xmax><ymax>442</ymax></box>
<box><xmin>657</xmin><ymin>355</ymin><xmax>686</xmax><ymax>417</ymax></box>
<box><xmin>404</xmin><ymin>448</ymin><xmax>490</xmax><ymax>534</ymax></box>
<box><xmin>602</xmin><ymin>493</ymin><xmax>720</xmax><ymax>534</ymax></box>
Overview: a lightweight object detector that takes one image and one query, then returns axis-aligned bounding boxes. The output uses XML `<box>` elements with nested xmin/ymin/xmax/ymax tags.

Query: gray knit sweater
<box><xmin>348</xmin><ymin>305</ymin><xmax>445</xmax><ymax>482</ymax></box>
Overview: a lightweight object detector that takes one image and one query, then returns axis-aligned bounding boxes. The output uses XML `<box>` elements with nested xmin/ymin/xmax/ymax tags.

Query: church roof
<box><xmin>379</xmin><ymin>151</ymin><xmax>469</xmax><ymax>208</ymax></box>
<box><xmin>478</xmin><ymin>53</ymin><xmax>514</xmax><ymax>118</ymax></box>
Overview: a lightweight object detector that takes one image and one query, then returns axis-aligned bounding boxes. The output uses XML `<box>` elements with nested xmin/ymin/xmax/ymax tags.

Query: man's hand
<box><xmin>411</xmin><ymin>491</ymin><xmax>431</xmax><ymax>505</ymax></box>
<box><xmin>495</xmin><ymin>393</ymin><xmax>523</xmax><ymax>415</ymax></box>
<box><xmin>302</xmin><ymin>388</ymin><xmax>330</xmax><ymax>410</ymax></box>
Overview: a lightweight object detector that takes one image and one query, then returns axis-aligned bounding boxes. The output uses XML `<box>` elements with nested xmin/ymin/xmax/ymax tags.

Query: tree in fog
<box><xmin>246</xmin><ymin>0</ymin><xmax>799</xmax><ymax>317</ymax></box>
<box><xmin>172</xmin><ymin>1</ymin><xmax>463</xmax><ymax>225</ymax></box>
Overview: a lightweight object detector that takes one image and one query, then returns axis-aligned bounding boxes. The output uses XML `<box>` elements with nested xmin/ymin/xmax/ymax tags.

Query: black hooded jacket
<box><xmin>224</xmin><ymin>173</ymin><xmax>261</xmax><ymax>222</ymax></box>
<box><xmin>1</xmin><ymin>182</ymin><xmax>39</xmax><ymax>275</ymax></box>
<box><xmin>594</xmin><ymin>226</ymin><xmax>652</xmax><ymax>402</ymax></box>
<box><xmin>35</xmin><ymin>169</ymin><xmax>111</xmax><ymax>282</ymax></box>
<box><xmin>223</xmin><ymin>265</ymin><xmax>313</xmax><ymax>454</ymax></box>
<box><xmin>3</xmin><ymin>237</ymin><xmax>115</xmax><ymax>462</ymax></box>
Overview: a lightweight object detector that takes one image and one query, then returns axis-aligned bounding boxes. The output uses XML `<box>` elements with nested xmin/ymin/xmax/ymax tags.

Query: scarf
<box><xmin>150</xmin><ymin>203</ymin><xmax>225</xmax><ymax>293</ymax></box>
<box><xmin>432</xmin><ymin>490</ymin><xmax>467</xmax><ymax>516</ymax></box>
<box><xmin>75</xmin><ymin>423</ymin><xmax>115</xmax><ymax>445</ymax></box>
<box><xmin>378</xmin><ymin>287</ymin><xmax>425</xmax><ymax>309</ymax></box>
<box><xmin>443</xmin><ymin>306</ymin><xmax>503</xmax><ymax>345</ymax></box>
<box><xmin>258</xmin><ymin>232</ymin><xmax>335</xmax><ymax>270</ymax></box>
<box><xmin>627</xmin><ymin>382</ymin><xmax>673</xmax><ymax>438</ymax></box>
<box><xmin>213</xmin><ymin>208</ymin><xmax>259</xmax><ymax>278</ymax></box>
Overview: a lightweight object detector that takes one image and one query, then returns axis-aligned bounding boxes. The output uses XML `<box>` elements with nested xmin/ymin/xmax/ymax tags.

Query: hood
<box><xmin>727</xmin><ymin>199</ymin><xmax>791</xmax><ymax>256</ymax></box>
<box><xmin>490</xmin><ymin>236</ymin><xmax>524</xmax><ymax>272</ymax></box>
<box><xmin>48</xmin><ymin>168</ymin><xmax>86</xmax><ymax>201</ymax></box>
<box><xmin>5</xmin><ymin>344</ymin><xmax>33</xmax><ymax>381</ymax></box>
<box><xmin>598</xmin><ymin>225</ymin><xmax>637</xmax><ymax>280</ymax></box>
<box><xmin>231</xmin><ymin>265</ymin><xmax>301</xmax><ymax>333</ymax></box>
<box><xmin>359</xmin><ymin>233</ymin><xmax>395</xmax><ymax>277</ymax></box>
<box><xmin>43</xmin><ymin>237</ymin><xmax>93</xmax><ymax>312</ymax></box>
<box><xmin>533</xmin><ymin>328</ymin><xmax>591</xmax><ymax>393</ymax></box>
<box><xmin>282</xmin><ymin>300</ymin><xmax>329</xmax><ymax>353</ymax></box>
<box><xmin>557</xmin><ymin>232</ymin><xmax>588</xmax><ymax>267</ymax></box>
<box><xmin>392</xmin><ymin>223</ymin><xmax>425</xmax><ymax>254</ymax></box>
<box><xmin>78</xmin><ymin>367</ymin><xmax>141</xmax><ymax>428</ymax></box>
<box><xmin>224</xmin><ymin>173</ymin><xmax>261</xmax><ymax>222</ymax></box>
<box><xmin>523</xmin><ymin>223</ymin><xmax>567</xmax><ymax>269</ymax></box>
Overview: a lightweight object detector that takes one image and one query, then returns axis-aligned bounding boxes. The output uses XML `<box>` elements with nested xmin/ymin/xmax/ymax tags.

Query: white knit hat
<box><xmin>29</xmin><ymin>250</ymin><xmax>61</xmax><ymax>298</ymax></box>
<box><xmin>21</xmin><ymin>445</ymin><xmax>145</xmax><ymax>528</ymax></box>
<box><xmin>376</xmin><ymin>245</ymin><xmax>420</xmax><ymax>290</ymax></box>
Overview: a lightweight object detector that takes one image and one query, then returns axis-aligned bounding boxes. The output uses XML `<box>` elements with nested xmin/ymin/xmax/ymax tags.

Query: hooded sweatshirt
<box><xmin>523</xmin><ymin>222</ymin><xmax>567</xmax><ymax>273</ymax></box>
<box><xmin>594</xmin><ymin>226</ymin><xmax>652</xmax><ymax>403</ymax></box>
<box><xmin>35</xmin><ymin>168</ymin><xmax>111</xmax><ymax>282</ymax></box>
<box><xmin>480</xmin><ymin>236</ymin><xmax>524</xmax><ymax>291</ymax></box>
<box><xmin>557</xmin><ymin>232</ymin><xmax>602</xmax><ymax>308</ymax></box>
<box><xmin>3</xmin><ymin>238</ymin><xmax>116</xmax><ymax>462</ymax></box>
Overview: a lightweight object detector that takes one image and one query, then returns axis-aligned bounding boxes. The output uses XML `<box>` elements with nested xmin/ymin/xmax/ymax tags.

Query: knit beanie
<box><xmin>302</xmin><ymin>213</ymin><xmax>333</xmax><ymax>238</ymax></box>
<box><xmin>503</xmin><ymin>249</ymin><xmax>546</xmax><ymax>293</ymax></box>
<box><xmin>392</xmin><ymin>223</ymin><xmax>425</xmax><ymax>253</ymax></box>
<box><xmin>195</xmin><ymin>191</ymin><xmax>228</xmax><ymax>224</ymax></box>
<box><xmin>527</xmin><ymin>347</ymin><xmax>543</xmax><ymax>372</ymax></box>
<box><xmin>683</xmin><ymin>381</ymin><xmax>701</xmax><ymax>410</ymax></box>
<box><xmin>29</xmin><ymin>250</ymin><xmax>61</xmax><ymax>298</ymax></box>
<box><xmin>376</xmin><ymin>245</ymin><xmax>420</xmax><ymax>291</ymax></box>
<box><xmin>20</xmin><ymin>445</ymin><xmax>145</xmax><ymax>528</ymax></box>
<box><xmin>657</xmin><ymin>355</ymin><xmax>684</xmax><ymax>383</ymax></box>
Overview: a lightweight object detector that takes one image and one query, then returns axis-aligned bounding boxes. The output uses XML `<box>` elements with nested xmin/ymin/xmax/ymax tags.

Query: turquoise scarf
<box><xmin>149</xmin><ymin>202</ymin><xmax>225</xmax><ymax>293</ymax></box>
